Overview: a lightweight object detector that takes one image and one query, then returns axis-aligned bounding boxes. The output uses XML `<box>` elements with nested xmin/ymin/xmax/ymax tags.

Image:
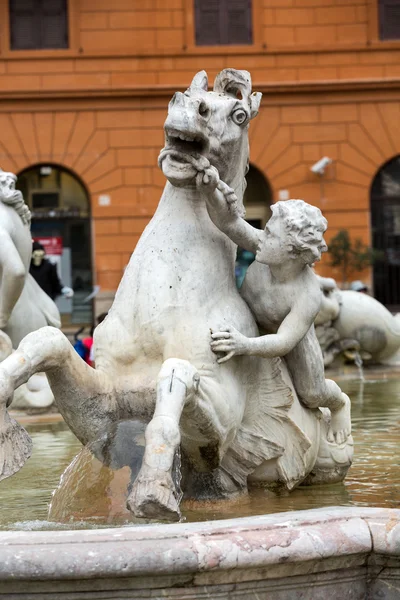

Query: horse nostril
<box><xmin>198</xmin><ymin>101</ymin><xmax>210</xmax><ymax>118</ymax></box>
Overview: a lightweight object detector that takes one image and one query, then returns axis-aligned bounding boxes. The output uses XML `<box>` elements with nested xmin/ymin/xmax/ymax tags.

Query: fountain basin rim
<box><xmin>0</xmin><ymin>506</ymin><xmax>398</xmax><ymax>582</ymax></box>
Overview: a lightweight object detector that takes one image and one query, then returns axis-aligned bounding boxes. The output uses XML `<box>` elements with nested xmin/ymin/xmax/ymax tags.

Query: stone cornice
<box><xmin>0</xmin><ymin>77</ymin><xmax>400</xmax><ymax>108</ymax></box>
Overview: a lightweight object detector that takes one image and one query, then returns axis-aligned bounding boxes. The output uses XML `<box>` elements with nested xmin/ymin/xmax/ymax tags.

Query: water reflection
<box><xmin>0</xmin><ymin>373</ymin><xmax>399</xmax><ymax>529</ymax></box>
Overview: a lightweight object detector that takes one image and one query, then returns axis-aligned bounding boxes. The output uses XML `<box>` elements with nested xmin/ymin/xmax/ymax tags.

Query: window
<box><xmin>9</xmin><ymin>0</ymin><xmax>68</xmax><ymax>50</ymax></box>
<box><xmin>194</xmin><ymin>0</ymin><xmax>253</xmax><ymax>46</ymax></box>
<box><xmin>379</xmin><ymin>0</ymin><xmax>400</xmax><ymax>40</ymax></box>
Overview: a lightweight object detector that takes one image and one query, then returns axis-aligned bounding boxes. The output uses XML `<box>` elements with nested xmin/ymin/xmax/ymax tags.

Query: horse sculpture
<box><xmin>0</xmin><ymin>70</ymin><xmax>353</xmax><ymax>521</ymax></box>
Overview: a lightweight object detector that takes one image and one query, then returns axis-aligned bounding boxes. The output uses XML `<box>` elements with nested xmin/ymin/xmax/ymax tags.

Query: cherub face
<box><xmin>0</xmin><ymin>173</ymin><xmax>16</xmax><ymax>195</ymax></box>
<box><xmin>255</xmin><ymin>217</ymin><xmax>290</xmax><ymax>266</ymax></box>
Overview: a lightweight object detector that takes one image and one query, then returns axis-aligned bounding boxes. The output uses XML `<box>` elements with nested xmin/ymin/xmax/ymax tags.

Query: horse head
<box><xmin>159</xmin><ymin>69</ymin><xmax>262</xmax><ymax>205</ymax></box>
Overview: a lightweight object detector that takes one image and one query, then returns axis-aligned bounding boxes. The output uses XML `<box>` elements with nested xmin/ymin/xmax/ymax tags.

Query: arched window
<box><xmin>370</xmin><ymin>155</ymin><xmax>400</xmax><ymax>309</ymax></box>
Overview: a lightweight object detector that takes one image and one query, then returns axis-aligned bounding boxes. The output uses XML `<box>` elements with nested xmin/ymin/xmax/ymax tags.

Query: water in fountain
<box><xmin>1</xmin><ymin>372</ymin><xmax>399</xmax><ymax>530</ymax></box>
<box><xmin>354</xmin><ymin>351</ymin><xmax>365</xmax><ymax>382</ymax></box>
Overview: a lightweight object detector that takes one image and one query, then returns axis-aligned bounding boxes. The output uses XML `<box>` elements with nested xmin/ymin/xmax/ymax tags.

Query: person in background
<box><xmin>350</xmin><ymin>280</ymin><xmax>369</xmax><ymax>294</ymax></box>
<box><xmin>74</xmin><ymin>312</ymin><xmax>108</xmax><ymax>367</ymax></box>
<box><xmin>29</xmin><ymin>241</ymin><xmax>73</xmax><ymax>301</ymax></box>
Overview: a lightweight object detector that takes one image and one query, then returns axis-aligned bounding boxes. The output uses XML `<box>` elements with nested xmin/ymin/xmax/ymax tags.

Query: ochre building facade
<box><xmin>1</xmin><ymin>0</ymin><xmax>400</xmax><ymax>313</ymax></box>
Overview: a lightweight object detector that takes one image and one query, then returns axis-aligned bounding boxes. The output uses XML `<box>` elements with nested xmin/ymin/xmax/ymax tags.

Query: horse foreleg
<box><xmin>0</xmin><ymin>327</ymin><xmax>115</xmax><ymax>481</ymax></box>
<box><xmin>127</xmin><ymin>358</ymin><xmax>200</xmax><ymax>521</ymax></box>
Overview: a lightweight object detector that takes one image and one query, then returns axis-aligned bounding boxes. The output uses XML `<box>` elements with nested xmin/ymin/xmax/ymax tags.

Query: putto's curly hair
<box><xmin>0</xmin><ymin>169</ymin><xmax>31</xmax><ymax>225</ymax></box>
<box><xmin>270</xmin><ymin>199</ymin><xmax>328</xmax><ymax>264</ymax></box>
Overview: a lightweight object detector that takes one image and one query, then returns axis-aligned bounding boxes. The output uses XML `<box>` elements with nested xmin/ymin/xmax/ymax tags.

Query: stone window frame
<box><xmin>0</xmin><ymin>0</ymin><xmax>79</xmax><ymax>58</ymax></box>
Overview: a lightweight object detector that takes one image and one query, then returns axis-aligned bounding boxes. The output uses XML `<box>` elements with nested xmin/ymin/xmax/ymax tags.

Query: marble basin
<box><xmin>0</xmin><ymin>506</ymin><xmax>399</xmax><ymax>599</ymax></box>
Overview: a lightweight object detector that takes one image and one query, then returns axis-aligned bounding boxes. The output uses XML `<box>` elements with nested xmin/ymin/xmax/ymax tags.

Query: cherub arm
<box><xmin>0</xmin><ymin>230</ymin><xmax>25</xmax><ymax>329</ymax></box>
<box><xmin>197</xmin><ymin>167</ymin><xmax>260</xmax><ymax>254</ymax></box>
<box><xmin>211</xmin><ymin>299</ymin><xmax>319</xmax><ymax>363</ymax></box>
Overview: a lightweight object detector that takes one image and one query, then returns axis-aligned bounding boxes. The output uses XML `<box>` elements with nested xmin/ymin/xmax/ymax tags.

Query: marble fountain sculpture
<box><xmin>0</xmin><ymin>70</ymin><xmax>398</xmax><ymax>599</ymax></box>
<box><xmin>0</xmin><ymin>169</ymin><xmax>60</xmax><ymax>412</ymax></box>
<box><xmin>316</xmin><ymin>275</ymin><xmax>400</xmax><ymax>366</ymax></box>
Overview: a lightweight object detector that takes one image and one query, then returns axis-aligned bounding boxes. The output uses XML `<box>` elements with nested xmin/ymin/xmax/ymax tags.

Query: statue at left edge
<box><xmin>0</xmin><ymin>169</ymin><xmax>61</xmax><ymax>417</ymax></box>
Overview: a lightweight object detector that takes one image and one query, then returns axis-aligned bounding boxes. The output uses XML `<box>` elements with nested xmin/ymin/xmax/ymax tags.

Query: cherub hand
<box><xmin>210</xmin><ymin>326</ymin><xmax>250</xmax><ymax>364</ymax></box>
<box><xmin>196</xmin><ymin>166</ymin><xmax>237</xmax><ymax>208</ymax></box>
<box><xmin>196</xmin><ymin>165</ymin><xmax>219</xmax><ymax>192</ymax></box>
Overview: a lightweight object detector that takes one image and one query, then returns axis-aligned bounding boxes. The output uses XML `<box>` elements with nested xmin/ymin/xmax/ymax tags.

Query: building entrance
<box><xmin>371</xmin><ymin>156</ymin><xmax>400</xmax><ymax>311</ymax></box>
<box><xmin>17</xmin><ymin>164</ymin><xmax>93</xmax><ymax>325</ymax></box>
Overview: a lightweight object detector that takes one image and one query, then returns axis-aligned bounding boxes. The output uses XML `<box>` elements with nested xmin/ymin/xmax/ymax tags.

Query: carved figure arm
<box><xmin>198</xmin><ymin>167</ymin><xmax>260</xmax><ymax>254</ymax></box>
<box><xmin>211</xmin><ymin>301</ymin><xmax>319</xmax><ymax>363</ymax></box>
<box><xmin>0</xmin><ymin>230</ymin><xmax>26</xmax><ymax>329</ymax></box>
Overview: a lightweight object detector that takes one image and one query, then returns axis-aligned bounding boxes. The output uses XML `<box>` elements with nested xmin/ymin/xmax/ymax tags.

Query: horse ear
<box><xmin>188</xmin><ymin>70</ymin><xmax>208</xmax><ymax>92</ymax></box>
<box><xmin>213</xmin><ymin>69</ymin><xmax>252</xmax><ymax>99</ymax></box>
<box><xmin>250</xmin><ymin>92</ymin><xmax>262</xmax><ymax>120</ymax></box>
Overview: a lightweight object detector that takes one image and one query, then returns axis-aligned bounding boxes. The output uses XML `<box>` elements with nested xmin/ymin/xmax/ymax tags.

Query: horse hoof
<box><xmin>127</xmin><ymin>472</ymin><xmax>181</xmax><ymax>521</ymax></box>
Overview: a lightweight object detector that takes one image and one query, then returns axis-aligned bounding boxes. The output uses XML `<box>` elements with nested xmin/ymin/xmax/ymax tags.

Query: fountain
<box><xmin>0</xmin><ymin>69</ymin><xmax>399</xmax><ymax>599</ymax></box>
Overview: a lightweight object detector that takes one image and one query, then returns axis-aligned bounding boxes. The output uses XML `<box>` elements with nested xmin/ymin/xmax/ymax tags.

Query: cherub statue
<box><xmin>200</xmin><ymin>171</ymin><xmax>351</xmax><ymax>445</ymax></box>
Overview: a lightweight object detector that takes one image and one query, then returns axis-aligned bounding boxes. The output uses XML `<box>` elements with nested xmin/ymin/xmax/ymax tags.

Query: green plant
<box><xmin>327</xmin><ymin>229</ymin><xmax>383</xmax><ymax>286</ymax></box>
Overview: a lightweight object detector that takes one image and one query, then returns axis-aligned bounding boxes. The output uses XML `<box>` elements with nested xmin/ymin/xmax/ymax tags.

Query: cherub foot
<box><xmin>327</xmin><ymin>393</ymin><xmax>351</xmax><ymax>445</ymax></box>
<box><xmin>127</xmin><ymin>469</ymin><xmax>181</xmax><ymax>521</ymax></box>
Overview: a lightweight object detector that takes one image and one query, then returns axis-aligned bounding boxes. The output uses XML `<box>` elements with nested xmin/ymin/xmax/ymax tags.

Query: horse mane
<box><xmin>0</xmin><ymin>171</ymin><xmax>31</xmax><ymax>226</ymax></box>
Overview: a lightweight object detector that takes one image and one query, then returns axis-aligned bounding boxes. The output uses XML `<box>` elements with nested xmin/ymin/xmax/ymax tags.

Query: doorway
<box><xmin>370</xmin><ymin>156</ymin><xmax>400</xmax><ymax>311</ymax></box>
<box><xmin>17</xmin><ymin>164</ymin><xmax>93</xmax><ymax>325</ymax></box>
<box><xmin>235</xmin><ymin>164</ymin><xmax>272</xmax><ymax>287</ymax></box>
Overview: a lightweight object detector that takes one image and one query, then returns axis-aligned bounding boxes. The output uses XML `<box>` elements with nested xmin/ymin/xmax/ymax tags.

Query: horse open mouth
<box><xmin>159</xmin><ymin>127</ymin><xmax>210</xmax><ymax>184</ymax></box>
<box><xmin>163</xmin><ymin>128</ymin><xmax>209</xmax><ymax>163</ymax></box>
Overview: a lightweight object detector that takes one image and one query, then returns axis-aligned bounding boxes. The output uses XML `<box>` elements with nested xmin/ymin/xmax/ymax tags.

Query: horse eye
<box><xmin>231</xmin><ymin>109</ymin><xmax>248</xmax><ymax>125</ymax></box>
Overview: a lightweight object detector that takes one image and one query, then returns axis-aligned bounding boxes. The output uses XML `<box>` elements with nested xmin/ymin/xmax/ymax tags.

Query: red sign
<box><xmin>33</xmin><ymin>236</ymin><xmax>63</xmax><ymax>256</ymax></box>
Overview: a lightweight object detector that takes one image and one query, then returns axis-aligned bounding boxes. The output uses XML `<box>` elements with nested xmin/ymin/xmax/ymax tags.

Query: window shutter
<box><xmin>379</xmin><ymin>0</ymin><xmax>400</xmax><ymax>40</ymax></box>
<box><xmin>41</xmin><ymin>0</ymin><xmax>68</xmax><ymax>49</ymax></box>
<box><xmin>194</xmin><ymin>0</ymin><xmax>252</xmax><ymax>45</ymax></box>
<box><xmin>225</xmin><ymin>0</ymin><xmax>253</xmax><ymax>45</ymax></box>
<box><xmin>194</xmin><ymin>0</ymin><xmax>221</xmax><ymax>46</ymax></box>
<box><xmin>9</xmin><ymin>0</ymin><xmax>39</xmax><ymax>50</ymax></box>
<box><xmin>9</xmin><ymin>0</ymin><xmax>68</xmax><ymax>50</ymax></box>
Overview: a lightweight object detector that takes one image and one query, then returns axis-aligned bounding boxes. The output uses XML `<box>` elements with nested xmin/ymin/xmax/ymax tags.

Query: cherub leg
<box><xmin>127</xmin><ymin>358</ymin><xmax>200</xmax><ymax>521</ymax></box>
<box><xmin>286</xmin><ymin>327</ymin><xmax>351</xmax><ymax>445</ymax></box>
